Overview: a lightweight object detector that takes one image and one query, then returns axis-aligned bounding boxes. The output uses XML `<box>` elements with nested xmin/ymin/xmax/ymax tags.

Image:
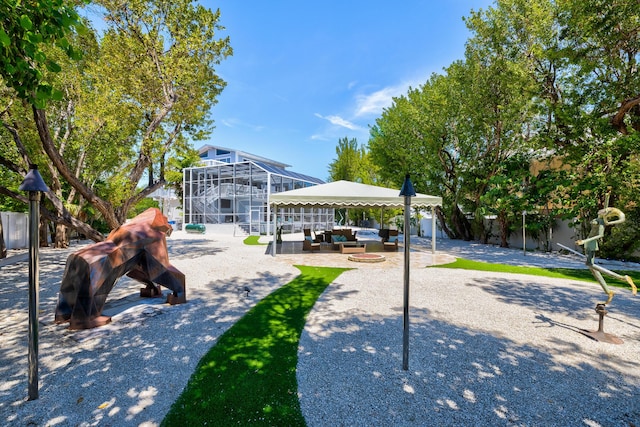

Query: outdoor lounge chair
<box><xmin>303</xmin><ymin>229</ymin><xmax>321</xmax><ymax>252</ymax></box>
<box><xmin>383</xmin><ymin>230</ymin><xmax>399</xmax><ymax>251</ymax></box>
<box><xmin>303</xmin><ymin>239</ymin><xmax>321</xmax><ymax>252</ymax></box>
<box><xmin>342</xmin><ymin>229</ymin><xmax>357</xmax><ymax>241</ymax></box>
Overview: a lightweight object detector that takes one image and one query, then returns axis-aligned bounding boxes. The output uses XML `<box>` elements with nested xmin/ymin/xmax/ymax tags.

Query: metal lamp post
<box><xmin>399</xmin><ymin>174</ymin><xmax>416</xmax><ymax>371</ymax></box>
<box><xmin>18</xmin><ymin>164</ymin><xmax>49</xmax><ymax>401</ymax></box>
<box><xmin>522</xmin><ymin>210</ymin><xmax>527</xmax><ymax>256</ymax></box>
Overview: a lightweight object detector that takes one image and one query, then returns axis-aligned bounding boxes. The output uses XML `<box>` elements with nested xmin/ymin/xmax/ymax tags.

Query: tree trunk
<box><xmin>498</xmin><ymin>212</ymin><xmax>510</xmax><ymax>248</ymax></box>
<box><xmin>450</xmin><ymin>205</ymin><xmax>473</xmax><ymax>241</ymax></box>
<box><xmin>54</xmin><ymin>222</ymin><xmax>69</xmax><ymax>248</ymax></box>
<box><xmin>33</xmin><ymin>107</ymin><xmax>121</xmax><ymax>229</ymax></box>
<box><xmin>40</xmin><ymin>204</ymin><xmax>105</xmax><ymax>243</ymax></box>
<box><xmin>471</xmin><ymin>214</ymin><xmax>489</xmax><ymax>244</ymax></box>
<box><xmin>0</xmin><ymin>216</ymin><xmax>6</xmax><ymax>259</ymax></box>
<box><xmin>44</xmin><ymin>141</ymin><xmax>70</xmax><ymax>249</ymax></box>
<box><xmin>39</xmin><ymin>216</ymin><xmax>49</xmax><ymax>247</ymax></box>
<box><xmin>434</xmin><ymin>206</ymin><xmax>455</xmax><ymax>238</ymax></box>
<box><xmin>480</xmin><ymin>219</ymin><xmax>492</xmax><ymax>245</ymax></box>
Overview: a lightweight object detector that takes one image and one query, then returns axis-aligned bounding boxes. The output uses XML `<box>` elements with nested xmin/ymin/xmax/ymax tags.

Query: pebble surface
<box><xmin>0</xmin><ymin>230</ymin><xmax>638</xmax><ymax>426</ymax></box>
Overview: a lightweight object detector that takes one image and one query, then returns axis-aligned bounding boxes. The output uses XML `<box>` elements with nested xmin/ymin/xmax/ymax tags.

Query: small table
<box><xmin>339</xmin><ymin>242</ymin><xmax>366</xmax><ymax>254</ymax></box>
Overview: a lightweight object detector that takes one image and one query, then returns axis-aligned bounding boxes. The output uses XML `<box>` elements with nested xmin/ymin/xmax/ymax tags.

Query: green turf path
<box><xmin>161</xmin><ymin>255</ymin><xmax>636</xmax><ymax>425</ymax></box>
<box><xmin>436</xmin><ymin>258</ymin><xmax>639</xmax><ymax>288</ymax></box>
<box><xmin>162</xmin><ymin>265</ymin><xmax>348</xmax><ymax>426</ymax></box>
<box><xmin>243</xmin><ymin>235</ymin><xmax>266</xmax><ymax>245</ymax></box>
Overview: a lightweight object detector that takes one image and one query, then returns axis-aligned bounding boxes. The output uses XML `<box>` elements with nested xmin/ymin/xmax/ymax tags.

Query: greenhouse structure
<box><xmin>182</xmin><ymin>145</ymin><xmax>333</xmax><ymax>235</ymax></box>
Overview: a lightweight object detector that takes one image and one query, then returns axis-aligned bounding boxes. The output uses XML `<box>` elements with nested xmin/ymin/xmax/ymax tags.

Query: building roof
<box><xmin>186</xmin><ymin>160</ymin><xmax>324</xmax><ymax>185</ymax></box>
<box><xmin>198</xmin><ymin>144</ymin><xmax>290</xmax><ymax>169</ymax></box>
<box><xmin>253</xmin><ymin>161</ymin><xmax>324</xmax><ymax>185</ymax></box>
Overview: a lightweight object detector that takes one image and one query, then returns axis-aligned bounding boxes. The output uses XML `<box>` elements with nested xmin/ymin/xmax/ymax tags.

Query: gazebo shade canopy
<box><xmin>269</xmin><ymin>180</ymin><xmax>442</xmax><ymax>209</ymax></box>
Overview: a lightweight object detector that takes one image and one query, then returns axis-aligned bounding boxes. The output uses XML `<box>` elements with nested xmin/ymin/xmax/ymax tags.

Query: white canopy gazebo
<box><xmin>268</xmin><ymin>180</ymin><xmax>442</xmax><ymax>255</ymax></box>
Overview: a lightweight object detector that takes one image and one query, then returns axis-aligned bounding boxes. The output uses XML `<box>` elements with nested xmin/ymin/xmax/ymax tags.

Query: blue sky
<box><xmin>203</xmin><ymin>1</ymin><xmax>493</xmax><ymax>181</ymax></box>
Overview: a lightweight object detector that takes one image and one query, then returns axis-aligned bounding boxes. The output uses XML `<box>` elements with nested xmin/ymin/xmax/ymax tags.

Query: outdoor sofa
<box><xmin>328</xmin><ymin>228</ymin><xmax>357</xmax><ymax>250</ymax></box>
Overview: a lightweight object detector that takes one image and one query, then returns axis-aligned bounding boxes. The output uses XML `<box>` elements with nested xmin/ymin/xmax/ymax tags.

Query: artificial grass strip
<box><xmin>435</xmin><ymin>258</ymin><xmax>638</xmax><ymax>288</ymax></box>
<box><xmin>162</xmin><ymin>265</ymin><xmax>348</xmax><ymax>427</ymax></box>
<box><xmin>243</xmin><ymin>235</ymin><xmax>265</xmax><ymax>245</ymax></box>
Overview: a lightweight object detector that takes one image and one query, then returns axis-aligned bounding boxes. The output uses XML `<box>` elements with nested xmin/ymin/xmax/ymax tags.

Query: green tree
<box><xmin>461</xmin><ymin>0</ymin><xmax>547</xmax><ymax>243</ymax></box>
<box><xmin>477</xmin><ymin>0</ymin><xmax>640</xmax><ymax>257</ymax></box>
<box><xmin>370</xmin><ymin>46</ymin><xmax>536</xmax><ymax>242</ymax></box>
<box><xmin>328</xmin><ymin>137</ymin><xmax>376</xmax><ymax>183</ymax></box>
<box><xmin>0</xmin><ymin>0</ymin><xmax>86</xmax><ymax>106</ymax></box>
<box><xmin>370</xmin><ymin>0</ymin><xmax>567</xmax><ymax>245</ymax></box>
<box><xmin>479</xmin><ymin>153</ymin><xmax>533</xmax><ymax>247</ymax></box>
<box><xmin>0</xmin><ymin>0</ymin><xmax>86</xmax><ymax>253</ymax></box>
<box><xmin>367</xmin><ymin>0</ymin><xmax>639</xmax><ymax>258</ymax></box>
<box><xmin>328</xmin><ymin>137</ymin><xmax>382</xmax><ymax>226</ymax></box>
<box><xmin>164</xmin><ymin>144</ymin><xmax>203</xmax><ymax>205</ymax></box>
<box><xmin>368</xmin><ymin>74</ymin><xmax>474</xmax><ymax>239</ymax></box>
<box><xmin>552</xmin><ymin>0</ymin><xmax>640</xmax><ymax>257</ymax></box>
<box><xmin>0</xmin><ymin>0</ymin><xmax>232</xmax><ymax>244</ymax></box>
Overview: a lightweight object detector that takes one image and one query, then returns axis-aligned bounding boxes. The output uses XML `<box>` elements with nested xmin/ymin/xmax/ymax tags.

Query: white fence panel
<box><xmin>1</xmin><ymin>212</ymin><xmax>28</xmax><ymax>250</ymax></box>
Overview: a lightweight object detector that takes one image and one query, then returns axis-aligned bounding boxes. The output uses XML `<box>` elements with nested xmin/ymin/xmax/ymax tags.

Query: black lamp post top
<box><xmin>19</xmin><ymin>165</ymin><xmax>49</xmax><ymax>193</ymax></box>
<box><xmin>399</xmin><ymin>174</ymin><xmax>416</xmax><ymax>197</ymax></box>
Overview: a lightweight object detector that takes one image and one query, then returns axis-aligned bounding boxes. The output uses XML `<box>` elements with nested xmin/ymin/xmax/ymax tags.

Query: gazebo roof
<box><xmin>269</xmin><ymin>180</ymin><xmax>442</xmax><ymax>208</ymax></box>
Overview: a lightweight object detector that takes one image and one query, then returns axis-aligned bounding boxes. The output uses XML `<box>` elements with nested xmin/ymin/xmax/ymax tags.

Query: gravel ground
<box><xmin>297</xmin><ymin>235</ymin><xmax>640</xmax><ymax>427</ymax></box>
<box><xmin>0</xmin><ymin>231</ymin><xmax>298</xmax><ymax>426</ymax></box>
<box><xmin>1</xmin><ymin>231</ymin><xmax>639</xmax><ymax>426</ymax></box>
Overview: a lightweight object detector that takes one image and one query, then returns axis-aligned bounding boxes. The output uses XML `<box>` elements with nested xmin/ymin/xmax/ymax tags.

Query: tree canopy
<box><xmin>327</xmin><ymin>137</ymin><xmax>385</xmax><ymax>226</ymax></box>
<box><xmin>368</xmin><ymin>0</ymin><xmax>640</xmax><ymax>258</ymax></box>
<box><xmin>0</xmin><ymin>0</ymin><xmax>86</xmax><ymax>106</ymax></box>
<box><xmin>0</xmin><ymin>0</ymin><xmax>231</xmax><ymax>245</ymax></box>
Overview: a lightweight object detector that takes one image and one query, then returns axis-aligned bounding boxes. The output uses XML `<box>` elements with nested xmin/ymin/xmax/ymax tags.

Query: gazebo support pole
<box><xmin>272</xmin><ymin>205</ymin><xmax>277</xmax><ymax>257</ymax></box>
<box><xmin>431</xmin><ymin>206</ymin><xmax>436</xmax><ymax>254</ymax></box>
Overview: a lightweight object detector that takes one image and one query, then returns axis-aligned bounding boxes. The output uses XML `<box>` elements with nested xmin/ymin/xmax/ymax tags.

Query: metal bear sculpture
<box><xmin>54</xmin><ymin>208</ymin><xmax>186</xmax><ymax>329</ymax></box>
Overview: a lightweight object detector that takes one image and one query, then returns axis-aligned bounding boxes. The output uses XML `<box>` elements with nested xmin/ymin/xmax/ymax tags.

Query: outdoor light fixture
<box><xmin>399</xmin><ymin>174</ymin><xmax>416</xmax><ymax>198</ymax></box>
<box><xmin>399</xmin><ymin>174</ymin><xmax>415</xmax><ymax>371</ymax></box>
<box><xmin>18</xmin><ymin>164</ymin><xmax>49</xmax><ymax>401</ymax></box>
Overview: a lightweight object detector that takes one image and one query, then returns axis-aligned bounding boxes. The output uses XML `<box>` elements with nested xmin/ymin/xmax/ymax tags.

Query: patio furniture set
<box><xmin>302</xmin><ymin>228</ymin><xmax>399</xmax><ymax>253</ymax></box>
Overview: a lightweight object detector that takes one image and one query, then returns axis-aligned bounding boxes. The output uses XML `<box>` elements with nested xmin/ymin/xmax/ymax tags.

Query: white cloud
<box><xmin>353</xmin><ymin>78</ymin><xmax>425</xmax><ymax>118</ymax></box>
<box><xmin>310</xmin><ymin>133</ymin><xmax>330</xmax><ymax>141</ymax></box>
<box><xmin>314</xmin><ymin>113</ymin><xmax>362</xmax><ymax>131</ymax></box>
<box><xmin>354</xmin><ymin>86</ymin><xmax>403</xmax><ymax>117</ymax></box>
<box><xmin>220</xmin><ymin>118</ymin><xmax>264</xmax><ymax>132</ymax></box>
<box><xmin>221</xmin><ymin>118</ymin><xmax>235</xmax><ymax>128</ymax></box>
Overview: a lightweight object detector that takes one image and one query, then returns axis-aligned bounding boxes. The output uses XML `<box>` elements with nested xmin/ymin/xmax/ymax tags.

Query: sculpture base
<box><xmin>167</xmin><ymin>293</ymin><xmax>186</xmax><ymax>305</ymax></box>
<box><xmin>140</xmin><ymin>284</ymin><xmax>163</xmax><ymax>298</ymax></box>
<box><xmin>580</xmin><ymin>329</ymin><xmax>624</xmax><ymax>344</ymax></box>
<box><xmin>68</xmin><ymin>315</ymin><xmax>112</xmax><ymax>331</ymax></box>
<box><xmin>580</xmin><ymin>303</ymin><xmax>623</xmax><ymax>344</ymax></box>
